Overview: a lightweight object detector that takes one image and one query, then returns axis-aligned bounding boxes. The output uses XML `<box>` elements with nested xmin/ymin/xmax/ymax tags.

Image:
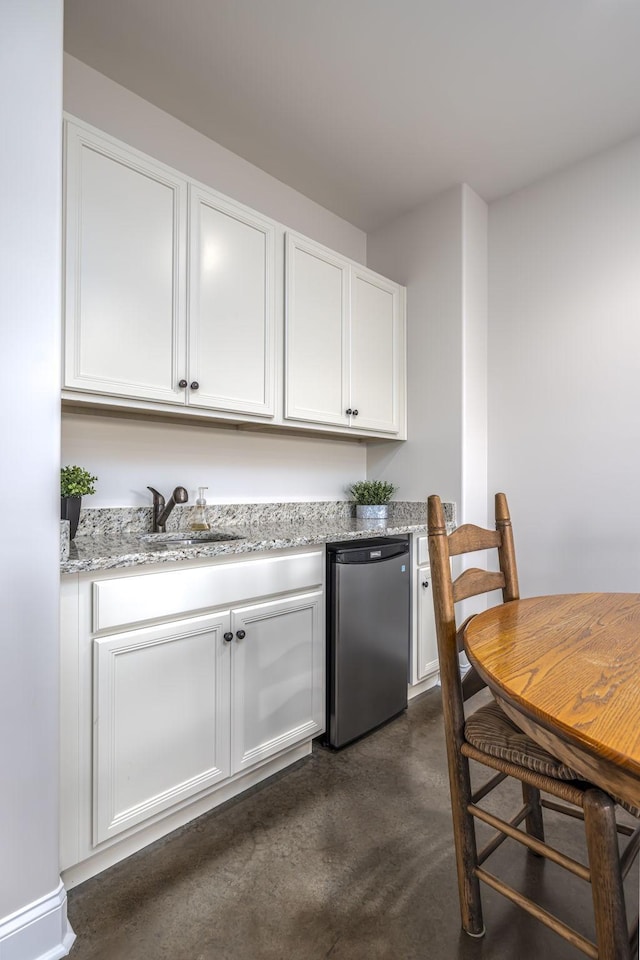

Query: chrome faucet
<box><xmin>147</xmin><ymin>486</ymin><xmax>189</xmax><ymax>533</ymax></box>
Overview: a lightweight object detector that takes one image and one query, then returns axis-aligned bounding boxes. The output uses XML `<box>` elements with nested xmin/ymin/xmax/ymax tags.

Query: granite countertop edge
<box><xmin>61</xmin><ymin>519</ymin><xmax>440</xmax><ymax>575</ymax></box>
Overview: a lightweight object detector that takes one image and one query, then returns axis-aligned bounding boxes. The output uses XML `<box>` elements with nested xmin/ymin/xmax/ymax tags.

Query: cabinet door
<box><xmin>416</xmin><ymin>566</ymin><xmax>439</xmax><ymax>682</ymax></box>
<box><xmin>285</xmin><ymin>233</ymin><xmax>350</xmax><ymax>427</ymax></box>
<box><xmin>350</xmin><ymin>267</ymin><xmax>404</xmax><ymax>434</ymax></box>
<box><xmin>188</xmin><ymin>185</ymin><xmax>276</xmax><ymax>416</ymax></box>
<box><xmin>64</xmin><ymin>121</ymin><xmax>187</xmax><ymax>403</ymax></box>
<box><xmin>230</xmin><ymin>591</ymin><xmax>324</xmax><ymax>774</ymax></box>
<box><xmin>93</xmin><ymin>612</ymin><xmax>231</xmax><ymax>844</ymax></box>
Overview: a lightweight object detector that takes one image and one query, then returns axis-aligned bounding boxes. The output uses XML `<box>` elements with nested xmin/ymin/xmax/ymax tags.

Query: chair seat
<box><xmin>465</xmin><ymin>700</ymin><xmax>640</xmax><ymax>817</ymax></box>
<box><xmin>465</xmin><ymin>700</ymin><xmax>580</xmax><ymax>780</ymax></box>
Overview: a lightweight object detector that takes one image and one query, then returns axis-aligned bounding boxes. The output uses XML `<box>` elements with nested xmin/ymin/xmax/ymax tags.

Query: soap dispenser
<box><xmin>190</xmin><ymin>487</ymin><xmax>210</xmax><ymax>531</ymax></box>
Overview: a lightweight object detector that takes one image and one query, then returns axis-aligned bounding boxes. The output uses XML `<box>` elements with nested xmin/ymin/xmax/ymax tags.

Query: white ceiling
<box><xmin>63</xmin><ymin>0</ymin><xmax>640</xmax><ymax>232</ymax></box>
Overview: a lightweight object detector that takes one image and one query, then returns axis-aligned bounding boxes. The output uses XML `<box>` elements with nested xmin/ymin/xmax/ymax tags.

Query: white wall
<box><xmin>461</xmin><ymin>185</ymin><xmax>488</xmax><ymax>528</ymax></box>
<box><xmin>366</xmin><ymin>186</ymin><xmax>464</xmax><ymax>505</ymax></box>
<box><xmin>0</xmin><ymin>1</ymin><xmax>74</xmax><ymax>955</ymax></box>
<box><xmin>63</xmin><ymin>413</ymin><xmax>365</xmax><ymax>506</ymax></box>
<box><xmin>489</xmin><ymin>134</ymin><xmax>640</xmax><ymax>594</ymax></box>
<box><xmin>366</xmin><ymin>184</ymin><xmax>488</xmax><ymax>526</ymax></box>
<box><xmin>62</xmin><ymin>56</ymin><xmax>368</xmax><ymax>503</ymax></box>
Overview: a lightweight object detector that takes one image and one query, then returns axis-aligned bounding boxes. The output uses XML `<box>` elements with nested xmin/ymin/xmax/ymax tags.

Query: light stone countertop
<box><xmin>60</xmin><ymin>500</ymin><xmax>456</xmax><ymax>574</ymax></box>
<box><xmin>60</xmin><ymin>518</ymin><xmax>432</xmax><ymax>575</ymax></box>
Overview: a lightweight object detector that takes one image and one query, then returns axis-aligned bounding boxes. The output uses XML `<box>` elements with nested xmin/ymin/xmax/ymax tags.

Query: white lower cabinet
<box><xmin>230</xmin><ymin>593</ymin><xmax>324</xmax><ymax>773</ymax></box>
<box><xmin>415</xmin><ymin>564</ymin><xmax>438</xmax><ymax>682</ymax></box>
<box><xmin>61</xmin><ymin>549</ymin><xmax>325</xmax><ymax>884</ymax></box>
<box><xmin>410</xmin><ymin>536</ymin><xmax>439</xmax><ymax>688</ymax></box>
<box><xmin>93</xmin><ymin>612</ymin><xmax>232</xmax><ymax>845</ymax></box>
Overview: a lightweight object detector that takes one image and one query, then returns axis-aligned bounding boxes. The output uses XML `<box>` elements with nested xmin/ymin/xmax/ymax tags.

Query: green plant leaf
<box><xmin>61</xmin><ymin>465</ymin><xmax>98</xmax><ymax>498</ymax></box>
<box><xmin>348</xmin><ymin>480</ymin><xmax>396</xmax><ymax>505</ymax></box>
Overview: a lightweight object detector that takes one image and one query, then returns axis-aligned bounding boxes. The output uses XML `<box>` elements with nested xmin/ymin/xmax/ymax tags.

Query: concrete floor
<box><xmin>66</xmin><ymin>689</ymin><xmax>638</xmax><ymax>959</ymax></box>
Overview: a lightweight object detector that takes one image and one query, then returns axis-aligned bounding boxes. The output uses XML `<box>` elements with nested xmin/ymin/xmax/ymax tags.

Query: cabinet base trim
<box><xmin>0</xmin><ymin>881</ymin><xmax>76</xmax><ymax>960</ymax></box>
<box><xmin>62</xmin><ymin>742</ymin><xmax>311</xmax><ymax>890</ymax></box>
<box><xmin>236</xmin><ymin>720</ymin><xmax>322</xmax><ymax>771</ymax></box>
<box><xmin>407</xmin><ymin>674</ymin><xmax>439</xmax><ymax>701</ymax></box>
<box><xmin>99</xmin><ymin>762</ymin><xmax>229</xmax><ymax>844</ymax></box>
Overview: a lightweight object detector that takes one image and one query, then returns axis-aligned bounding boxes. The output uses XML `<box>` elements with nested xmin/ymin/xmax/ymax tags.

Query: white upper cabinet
<box><xmin>63</xmin><ymin>118</ymin><xmax>406</xmax><ymax>440</ymax></box>
<box><xmin>285</xmin><ymin>232</ymin><xmax>406</xmax><ymax>438</ymax></box>
<box><xmin>285</xmin><ymin>234</ymin><xmax>350</xmax><ymax>427</ymax></box>
<box><xmin>350</xmin><ymin>268</ymin><xmax>404</xmax><ymax>435</ymax></box>
<box><xmin>64</xmin><ymin>121</ymin><xmax>187</xmax><ymax>404</ymax></box>
<box><xmin>188</xmin><ymin>185</ymin><xmax>276</xmax><ymax>417</ymax></box>
<box><xmin>63</xmin><ymin>119</ymin><xmax>275</xmax><ymax>419</ymax></box>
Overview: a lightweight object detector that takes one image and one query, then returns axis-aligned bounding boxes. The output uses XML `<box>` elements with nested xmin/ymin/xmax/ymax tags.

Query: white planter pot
<box><xmin>355</xmin><ymin>504</ymin><xmax>389</xmax><ymax>520</ymax></box>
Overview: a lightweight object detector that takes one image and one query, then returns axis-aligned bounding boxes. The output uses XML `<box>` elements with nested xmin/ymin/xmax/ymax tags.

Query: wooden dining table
<box><xmin>463</xmin><ymin>593</ymin><xmax>640</xmax><ymax>811</ymax></box>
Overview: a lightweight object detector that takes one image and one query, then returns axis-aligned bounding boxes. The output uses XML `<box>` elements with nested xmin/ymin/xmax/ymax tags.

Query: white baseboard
<box><xmin>0</xmin><ymin>881</ymin><xmax>75</xmax><ymax>960</ymax></box>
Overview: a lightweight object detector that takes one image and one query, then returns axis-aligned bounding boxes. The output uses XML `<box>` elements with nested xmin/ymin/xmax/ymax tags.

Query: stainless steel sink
<box><xmin>141</xmin><ymin>531</ymin><xmax>243</xmax><ymax>547</ymax></box>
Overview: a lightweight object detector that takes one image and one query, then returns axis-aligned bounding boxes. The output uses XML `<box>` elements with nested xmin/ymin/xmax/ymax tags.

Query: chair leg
<box><xmin>583</xmin><ymin>790</ymin><xmax>630</xmax><ymax>960</ymax></box>
<box><xmin>448</xmin><ymin>756</ymin><xmax>485</xmax><ymax>937</ymax></box>
<box><xmin>522</xmin><ymin>783</ymin><xmax>545</xmax><ymax>846</ymax></box>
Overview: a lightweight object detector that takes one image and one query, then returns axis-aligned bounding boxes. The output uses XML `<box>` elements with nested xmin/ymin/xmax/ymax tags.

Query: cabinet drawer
<box><xmin>92</xmin><ymin>551</ymin><xmax>324</xmax><ymax>632</ymax></box>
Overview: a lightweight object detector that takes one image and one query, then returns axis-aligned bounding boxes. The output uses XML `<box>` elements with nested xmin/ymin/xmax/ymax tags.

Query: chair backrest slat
<box><xmin>448</xmin><ymin>524</ymin><xmax>502</xmax><ymax>556</ymax></box>
<box><xmin>452</xmin><ymin>568</ymin><xmax>506</xmax><ymax>603</ymax></box>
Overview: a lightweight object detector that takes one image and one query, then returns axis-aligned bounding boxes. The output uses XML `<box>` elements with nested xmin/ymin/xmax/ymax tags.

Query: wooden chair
<box><xmin>427</xmin><ymin>493</ymin><xmax>640</xmax><ymax>960</ymax></box>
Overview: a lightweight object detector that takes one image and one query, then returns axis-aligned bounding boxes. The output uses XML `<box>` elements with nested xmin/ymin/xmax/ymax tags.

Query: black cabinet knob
<box><xmin>236</xmin><ymin>629</ymin><xmax>246</xmax><ymax>640</ymax></box>
<box><xmin>422</xmin><ymin>580</ymin><xmax>430</xmax><ymax>589</ymax></box>
<box><xmin>190</xmin><ymin>381</ymin><xmax>200</xmax><ymax>391</ymax></box>
<box><xmin>223</xmin><ymin>632</ymin><xmax>234</xmax><ymax>642</ymax></box>
<box><xmin>352</xmin><ymin>409</ymin><xmax>359</xmax><ymax>417</ymax></box>
<box><xmin>346</xmin><ymin>408</ymin><xmax>353</xmax><ymax>415</ymax></box>
<box><xmin>178</xmin><ymin>379</ymin><xmax>188</xmax><ymax>389</ymax></box>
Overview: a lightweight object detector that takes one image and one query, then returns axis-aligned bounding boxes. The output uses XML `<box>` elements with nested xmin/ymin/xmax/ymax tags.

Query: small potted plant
<box><xmin>349</xmin><ymin>480</ymin><xmax>396</xmax><ymax>520</ymax></box>
<box><xmin>61</xmin><ymin>465</ymin><xmax>98</xmax><ymax>539</ymax></box>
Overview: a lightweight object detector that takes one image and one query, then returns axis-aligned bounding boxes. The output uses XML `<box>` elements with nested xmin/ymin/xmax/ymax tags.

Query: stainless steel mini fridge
<box><xmin>326</xmin><ymin>536</ymin><xmax>410</xmax><ymax>748</ymax></box>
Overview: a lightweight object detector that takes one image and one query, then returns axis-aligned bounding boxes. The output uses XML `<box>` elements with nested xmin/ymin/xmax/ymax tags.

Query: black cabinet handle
<box><xmin>223</xmin><ymin>632</ymin><xmax>234</xmax><ymax>642</ymax></box>
<box><xmin>352</xmin><ymin>409</ymin><xmax>359</xmax><ymax>416</ymax></box>
<box><xmin>178</xmin><ymin>379</ymin><xmax>188</xmax><ymax>389</ymax></box>
<box><xmin>346</xmin><ymin>408</ymin><xmax>352</xmax><ymax>415</ymax></box>
<box><xmin>190</xmin><ymin>381</ymin><xmax>200</xmax><ymax>390</ymax></box>
<box><xmin>236</xmin><ymin>629</ymin><xmax>246</xmax><ymax>640</ymax></box>
<box><xmin>422</xmin><ymin>580</ymin><xmax>430</xmax><ymax>589</ymax></box>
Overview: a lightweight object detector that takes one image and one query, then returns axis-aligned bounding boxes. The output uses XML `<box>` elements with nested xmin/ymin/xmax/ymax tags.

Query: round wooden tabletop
<box><xmin>463</xmin><ymin>593</ymin><xmax>640</xmax><ymax>803</ymax></box>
